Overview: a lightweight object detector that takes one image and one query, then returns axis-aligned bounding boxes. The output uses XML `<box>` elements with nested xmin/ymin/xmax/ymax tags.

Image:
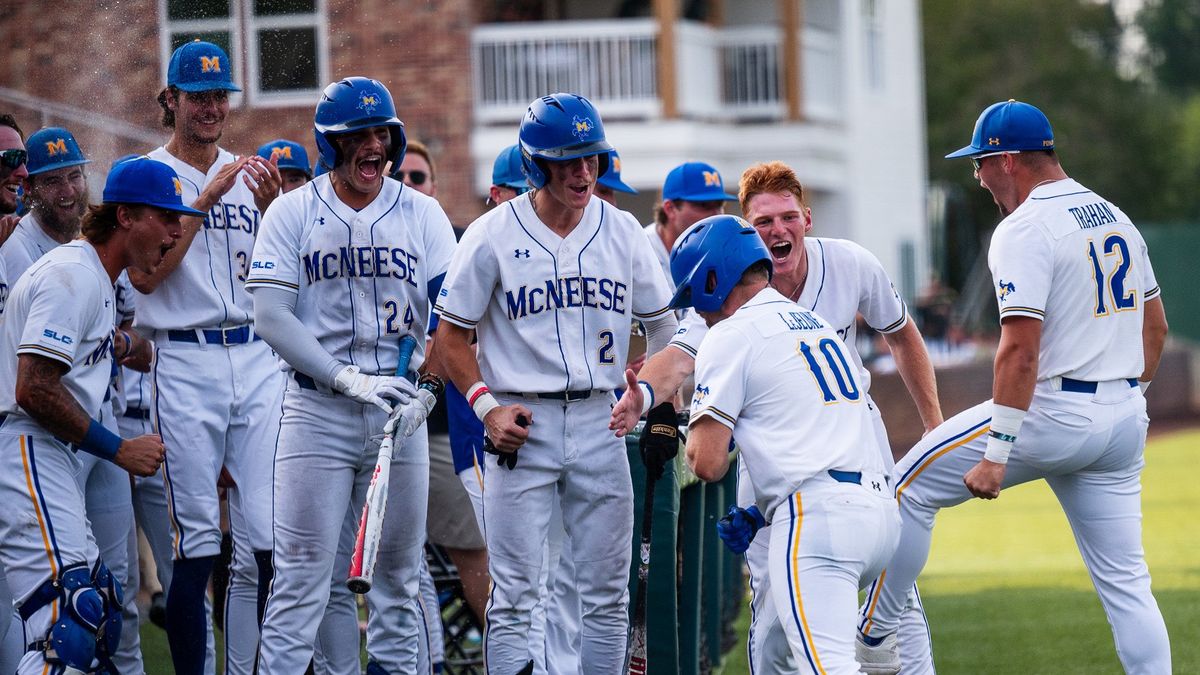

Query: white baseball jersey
<box><xmin>134</xmin><ymin>146</ymin><xmax>260</xmax><ymax>331</ymax></box>
<box><xmin>989</xmin><ymin>178</ymin><xmax>1159</xmax><ymax>381</ymax></box>
<box><xmin>690</xmin><ymin>287</ymin><xmax>884</xmax><ymax>519</ymax></box>
<box><xmin>436</xmin><ymin>193</ymin><xmax>673</xmax><ymax>392</ymax></box>
<box><xmin>0</xmin><ymin>240</ymin><xmax>116</xmax><ymax>428</ymax></box>
<box><xmin>1</xmin><ymin>212</ymin><xmax>61</xmax><ymax>282</ymax></box>
<box><xmin>671</xmin><ymin>237</ymin><xmax>908</xmax><ymax>392</ymax></box>
<box><xmin>643</xmin><ymin>223</ymin><xmax>671</xmax><ymax>281</ymax></box>
<box><xmin>246</xmin><ymin>174</ymin><xmax>456</xmax><ymax>374</ymax></box>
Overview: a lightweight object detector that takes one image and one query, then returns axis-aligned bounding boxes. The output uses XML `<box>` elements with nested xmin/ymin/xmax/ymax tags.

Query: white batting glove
<box><xmin>390</xmin><ymin>388</ymin><xmax>438</xmax><ymax>438</ymax></box>
<box><xmin>332</xmin><ymin>365</ymin><xmax>417</xmax><ymax>413</ymax></box>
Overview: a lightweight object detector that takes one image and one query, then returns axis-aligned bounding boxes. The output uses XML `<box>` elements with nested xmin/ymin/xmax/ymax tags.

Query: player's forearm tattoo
<box><xmin>16</xmin><ymin>354</ymin><xmax>92</xmax><ymax>443</ymax></box>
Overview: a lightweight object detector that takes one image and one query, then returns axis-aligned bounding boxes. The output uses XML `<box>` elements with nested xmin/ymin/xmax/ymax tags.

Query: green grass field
<box><xmin>720</xmin><ymin>427</ymin><xmax>1200</xmax><ymax>674</ymax></box>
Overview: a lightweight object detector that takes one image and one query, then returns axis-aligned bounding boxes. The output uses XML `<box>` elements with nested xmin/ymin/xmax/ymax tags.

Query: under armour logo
<box><xmin>514</xmin><ymin>249</ymin><xmax>530</xmax><ymax>259</ymax></box>
<box><xmin>872</xmin><ymin>480</ymin><xmax>881</xmax><ymax>491</ymax></box>
<box><xmin>315</xmin><ymin>217</ymin><xmax>325</xmax><ymax>226</ymax></box>
<box><xmin>104</xmin><ymin>299</ymin><xmax>111</xmax><ymax>308</ymax></box>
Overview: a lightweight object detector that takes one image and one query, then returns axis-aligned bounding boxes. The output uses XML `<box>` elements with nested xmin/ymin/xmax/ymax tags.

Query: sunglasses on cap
<box><xmin>393</xmin><ymin>170</ymin><xmax>428</xmax><ymax>186</ymax></box>
<box><xmin>0</xmin><ymin>149</ymin><xmax>27</xmax><ymax>170</ymax></box>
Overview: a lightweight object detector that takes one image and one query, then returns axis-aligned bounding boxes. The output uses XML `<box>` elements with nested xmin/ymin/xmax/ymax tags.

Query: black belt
<box><xmin>166</xmin><ymin>326</ymin><xmax>259</xmax><ymax>346</ymax></box>
<box><xmin>294</xmin><ymin>373</ymin><xmax>319</xmax><ymax>390</ymax></box>
<box><xmin>537</xmin><ymin>390</ymin><xmax>594</xmax><ymax>401</ymax></box>
<box><xmin>1060</xmin><ymin>377</ymin><xmax>1138</xmax><ymax>394</ymax></box>
<box><xmin>828</xmin><ymin>469</ymin><xmax>862</xmax><ymax>484</ymax></box>
<box><xmin>123</xmin><ymin>408</ymin><xmax>151</xmax><ymax>420</ymax></box>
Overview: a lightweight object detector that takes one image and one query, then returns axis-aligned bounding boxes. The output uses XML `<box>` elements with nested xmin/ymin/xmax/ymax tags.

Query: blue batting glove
<box><xmin>716</xmin><ymin>505</ymin><xmax>766</xmax><ymax>554</ymax></box>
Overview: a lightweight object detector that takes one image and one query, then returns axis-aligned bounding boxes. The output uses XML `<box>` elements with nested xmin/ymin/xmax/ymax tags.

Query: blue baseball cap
<box><xmin>597</xmin><ymin>149</ymin><xmax>637</xmax><ymax>194</ymax></box>
<box><xmin>26</xmin><ymin>127</ymin><xmax>90</xmax><ymax>176</ymax></box>
<box><xmin>167</xmin><ymin>40</ymin><xmax>241</xmax><ymax>93</ymax></box>
<box><xmin>663</xmin><ymin>162</ymin><xmax>736</xmax><ymax>201</ymax></box>
<box><xmin>257</xmin><ymin>139</ymin><xmax>312</xmax><ymax>177</ymax></box>
<box><xmin>945</xmin><ymin>99</ymin><xmax>1054</xmax><ymax>159</ymax></box>
<box><xmin>491</xmin><ymin>144</ymin><xmax>528</xmax><ymax>192</ymax></box>
<box><xmin>102</xmin><ymin>157</ymin><xmax>205</xmax><ymax>216</ymax></box>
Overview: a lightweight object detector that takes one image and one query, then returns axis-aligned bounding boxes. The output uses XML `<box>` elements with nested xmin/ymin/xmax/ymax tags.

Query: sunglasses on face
<box><xmin>0</xmin><ymin>149</ymin><xmax>27</xmax><ymax>170</ymax></box>
<box><xmin>971</xmin><ymin>150</ymin><xmax>1020</xmax><ymax>171</ymax></box>
<box><xmin>394</xmin><ymin>170</ymin><xmax>428</xmax><ymax>186</ymax></box>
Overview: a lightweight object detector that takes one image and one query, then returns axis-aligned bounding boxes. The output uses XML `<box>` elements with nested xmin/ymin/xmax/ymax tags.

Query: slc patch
<box><xmin>250</xmin><ymin>255</ymin><xmax>280</xmax><ymax>278</ymax></box>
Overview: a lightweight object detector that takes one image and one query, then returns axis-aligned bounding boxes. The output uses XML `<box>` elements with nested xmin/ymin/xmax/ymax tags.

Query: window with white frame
<box><xmin>160</xmin><ymin>0</ymin><xmax>327</xmax><ymax>106</ymax></box>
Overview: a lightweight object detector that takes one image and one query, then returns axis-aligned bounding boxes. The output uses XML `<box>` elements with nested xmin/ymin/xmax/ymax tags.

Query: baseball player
<box><xmin>0</xmin><ymin>111</ymin><xmax>28</xmax><ymax>675</ymax></box>
<box><xmin>612</xmin><ymin>160</ymin><xmax>942</xmax><ymax>674</ymax></box>
<box><xmin>130</xmin><ymin>40</ymin><xmax>284</xmax><ymax>675</ymax></box>
<box><xmin>644</xmin><ymin>161</ymin><xmax>737</xmax><ymax>281</ymax></box>
<box><xmin>257</xmin><ymin>139</ymin><xmax>313</xmax><ymax>193</ymax></box>
<box><xmin>0</xmin><ymin>113</ymin><xmax>28</xmax><ymax>319</ymax></box>
<box><xmin>489</xmin><ymin>143</ymin><xmax>530</xmax><ymax>206</ymax></box>
<box><xmin>4</xmin><ymin>128</ymin><xmax>156</xmax><ymax>674</ymax></box>
<box><xmin>594</xmin><ymin>148</ymin><xmax>637</xmax><ymax>207</ymax></box>
<box><xmin>855</xmin><ymin>100</ymin><xmax>1171</xmax><ymax>674</ymax></box>
<box><xmin>672</xmin><ymin>214</ymin><xmax>901</xmax><ymax>674</ymax></box>
<box><xmin>435</xmin><ymin>92</ymin><xmax>678</xmax><ymax>674</ymax></box>
<box><xmin>248</xmin><ymin>76</ymin><xmax>457</xmax><ymax>675</ymax></box>
<box><xmin>0</xmin><ymin>156</ymin><xmax>188</xmax><ymax>675</ymax></box>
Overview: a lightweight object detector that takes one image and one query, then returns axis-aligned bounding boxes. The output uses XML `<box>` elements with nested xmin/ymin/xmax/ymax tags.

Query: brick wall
<box><xmin>0</xmin><ymin>0</ymin><xmax>483</xmax><ymax>225</ymax></box>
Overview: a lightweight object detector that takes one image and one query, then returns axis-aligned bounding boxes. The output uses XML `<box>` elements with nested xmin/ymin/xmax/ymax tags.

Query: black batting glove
<box><xmin>640</xmin><ymin>402</ymin><xmax>679</xmax><ymax>481</ymax></box>
<box><xmin>484</xmin><ymin>414</ymin><xmax>528</xmax><ymax>470</ymax></box>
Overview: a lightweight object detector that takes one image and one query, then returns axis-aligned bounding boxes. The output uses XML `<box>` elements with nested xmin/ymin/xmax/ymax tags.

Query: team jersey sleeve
<box><xmin>115</xmin><ymin>272</ymin><xmax>136</xmax><ymax>325</ymax></box>
<box><xmin>628</xmin><ymin>213</ymin><xmax>673</xmax><ymax>321</ymax></box>
<box><xmin>434</xmin><ymin>221</ymin><xmax>498</xmax><ymax>329</ymax></box>
<box><xmin>17</xmin><ymin>266</ymin><xmax>101</xmax><ymax>366</ymax></box>
<box><xmin>421</xmin><ymin>199</ymin><xmax>458</xmax><ymax>282</ymax></box>
<box><xmin>689</xmin><ymin>324</ymin><xmax>750</xmax><ymax>431</ymax></box>
<box><xmin>852</xmin><ymin>242</ymin><xmax>908</xmax><ymax>333</ymax></box>
<box><xmin>988</xmin><ymin>221</ymin><xmax>1052</xmax><ymax>321</ymax></box>
<box><xmin>668</xmin><ymin>310</ymin><xmax>707</xmax><ymax>358</ymax></box>
<box><xmin>1132</xmin><ymin>228</ymin><xmax>1161</xmax><ymax>301</ymax></box>
<box><xmin>246</xmin><ymin>194</ymin><xmax>302</xmax><ymax>293</ymax></box>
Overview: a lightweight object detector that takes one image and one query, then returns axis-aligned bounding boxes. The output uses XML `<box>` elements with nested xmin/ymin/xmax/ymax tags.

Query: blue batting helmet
<box><xmin>26</xmin><ymin>127</ymin><xmax>90</xmax><ymax>177</ymax></box>
<box><xmin>518</xmin><ymin>93</ymin><xmax>612</xmax><ymax>189</ymax></box>
<box><xmin>668</xmin><ymin>215</ymin><xmax>771</xmax><ymax>312</ymax></box>
<box><xmin>313</xmin><ymin>77</ymin><xmax>406</xmax><ymax>171</ymax></box>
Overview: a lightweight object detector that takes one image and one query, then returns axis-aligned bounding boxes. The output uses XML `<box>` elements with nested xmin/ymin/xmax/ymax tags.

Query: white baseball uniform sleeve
<box><xmin>988</xmin><ymin>178</ymin><xmax>1159</xmax><ymax>381</ymax></box>
<box><xmin>436</xmin><ymin>194</ymin><xmax>673</xmax><ymax>393</ymax></box>
<box><xmin>0</xmin><ymin>241</ymin><xmax>116</xmax><ymax>426</ymax></box>
<box><xmin>136</xmin><ymin>147</ymin><xmax>260</xmax><ymax>331</ymax></box>
<box><xmin>690</xmin><ymin>287</ymin><xmax>884</xmax><ymax>520</ymax></box>
<box><xmin>2</xmin><ymin>212</ymin><xmax>61</xmax><ymax>282</ymax></box>
<box><xmin>246</xmin><ymin>175</ymin><xmax>456</xmax><ymax>374</ymax></box>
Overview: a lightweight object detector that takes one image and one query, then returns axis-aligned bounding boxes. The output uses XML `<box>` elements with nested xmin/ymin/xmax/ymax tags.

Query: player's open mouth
<box><xmin>570</xmin><ymin>184</ymin><xmax>589</xmax><ymax>196</ymax></box>
<box><xmin>357</xmin><ymin>155</ymin><xmax>382</xmax><ymax>181</ymax></box>
<box><xmin>770</xmin><ymin>241</ymin><xmax>792</xmax><ymax>262</ymax></box>
<box><xmin>2</xmin><ymin>183</ymin><xmax>18</xmax><ymax>195</ymax></box>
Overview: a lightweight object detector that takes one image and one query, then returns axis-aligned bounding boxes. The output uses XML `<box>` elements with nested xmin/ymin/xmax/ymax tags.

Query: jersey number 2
<box><xmin>598</xmin><ymin>329</ymin><xmax>615</xmax><ymax>365</ymax></box>
<box><xmin>1087</xmin><ymin>234</ymin><xmax>1136</xmax><ymax>316</ymax></box>
<box><xmin>797</xmin><ymin>338</ymin><xmax>860</xmax><ymax>403</ymax></box>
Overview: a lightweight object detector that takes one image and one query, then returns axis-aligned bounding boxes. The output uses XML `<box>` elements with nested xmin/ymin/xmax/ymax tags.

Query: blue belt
<box><xmin>293</xmin><ymin>373</ymin><xmax>320</xmax><ymax>390</ymax></box>
<box><xmin>827</xmin><ymin>469</ymin><xmax>861</xmax><ymax>484</ymax></box>
<box><xmin>166</xmin><ymin>326</ymin><xmax>259</xmax><ymax>346</ymax></box>
<box><xmin>1060</xmin><ymin>377</ymin><xmax>1138</xmax><ymax>394</ymax></box>
<box><xmin>123</xmin><ymin>408</ymin><xmax>151</xmax><ymax>420</ymax></box>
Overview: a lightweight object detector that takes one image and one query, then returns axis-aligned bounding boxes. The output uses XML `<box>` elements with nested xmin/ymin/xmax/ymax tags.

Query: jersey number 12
<box><xmin>1086</xmin><ymin>234</ymin><xmax>1136</xmax><ymax>316</ymax></box>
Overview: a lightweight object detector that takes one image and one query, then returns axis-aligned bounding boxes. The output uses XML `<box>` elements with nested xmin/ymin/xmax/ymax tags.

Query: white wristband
<box><xmin>467</xmin><ymin>381</ymin><xmax>499</xmax><ymax>422</ymax></box>
<box><xmin>638</xmin><ymin>380</ymin><xmax>654</xmax><ymax>416</ymax></box>
<box><xmin>984</xmin><ymin>403</ymin><xmax>1026</xmax><ymax>464</ymax></box>
<box><xmin>1138</xmin><ymin>380</ymin><xmax>1150</xmax><ymax>394</ymax></box>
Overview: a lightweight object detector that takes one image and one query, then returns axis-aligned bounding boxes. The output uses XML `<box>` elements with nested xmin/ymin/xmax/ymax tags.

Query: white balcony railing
<box><xmin>471</xmin><ymin>19</ymin><xmax>842</xmax><ymax>124</ymax></box>
<box><xmin>472</xmin><ymin>20</ymin><xmax>660</xmax><ymax>124</ymax></box>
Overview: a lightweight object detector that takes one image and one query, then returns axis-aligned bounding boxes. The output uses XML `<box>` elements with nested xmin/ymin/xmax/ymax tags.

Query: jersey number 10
<box><xmin>1086</xmin><ymin>234</ymin><xmax>1136</xmax><ymax>316</ymax></box>
<box><xmin>796</xmin><ymin>338</ymin><xmax>861</xmax><ymax>403</ymax></box>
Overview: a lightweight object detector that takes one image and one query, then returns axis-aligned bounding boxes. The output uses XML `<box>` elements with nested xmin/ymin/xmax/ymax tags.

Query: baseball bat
<box><xmin>347</xmin><ymin>334</ymin><xmax>419</xmax><ymax>594</ymax></box>
<box><xmin>626</xmin><ymin>468</ymin><xmax>657</xmax><ymax>674</ymax></box>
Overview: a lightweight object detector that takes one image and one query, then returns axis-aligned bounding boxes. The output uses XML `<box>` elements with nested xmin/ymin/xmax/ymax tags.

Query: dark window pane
<box><xmin>167</xmin><ymin>0</ymin><xmax>230</xmax><ymax>21</ymax></box>
<box><xmin>257</xmin><ymin>28</ymin><xmax>319</xmax><ymax>92</ymax></box>
<box><xmin>171</xmin><ymin>31</ymin><xmax>232</xmax><ymax>56</ymax></box>
<box><xmin>254</xmin><ymin>0</ymin><xmax>315</xmax><ymax>16</ymax></box>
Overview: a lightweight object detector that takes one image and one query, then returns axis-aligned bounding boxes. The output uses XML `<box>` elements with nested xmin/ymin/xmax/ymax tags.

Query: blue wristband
<box><xmin>81</xmin><ymin>419</ymin><xmax>122</xmax><ymax>461</ymax></box>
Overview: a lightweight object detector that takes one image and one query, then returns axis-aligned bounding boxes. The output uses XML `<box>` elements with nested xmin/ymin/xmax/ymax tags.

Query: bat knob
<box><xmin>516</xmin><ymin>414</ymin><xmax>530</xmax><ymax>428</ymax></box>
<box><xmin>347</xmin><ymin>578</ymin><xmax>371</xmax><ymax>594</ymax></box>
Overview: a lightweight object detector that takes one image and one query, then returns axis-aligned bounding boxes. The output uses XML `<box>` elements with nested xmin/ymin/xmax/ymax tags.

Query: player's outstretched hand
<box><xmin>115</xmin><ymin>434</ymin><xmax>165</xmax><ymax>477</ymax></box>
<box><xmin>197</xmin><ymin>156</ymin><xmax>251</xmax><ymax>211</ymax></box>
<box><xmin>716</xmin><ymin>505</ymin><xmax>766</xmax><ymax>554</ymax></box>
<box><xmin>640</xmin><ymin>402</ymin><xmax>678</xmax><ymax>481</ymax></box>
<box><xmin>333</xmin><ymin>365</ymin><xmax>417</xmax><ymax>413</ymax></box>
<box><xmin>484</xmin><ymin>405</ymin><xmax>532</xmax><ymax>453</ymax></box>
<box><xmin>243</xmin><ymin>155</ymin><xmax>283</xmax><ymax>213</ymax></box>
<box><xmin>610</xmin><ymin>368</ymin><xmax>643</xmax><ymax>437</ymax></box>
<box><xmin>964</xmin><ymin>459</ymin><xmax>1005</xmax><ymax>499</ymax></box>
